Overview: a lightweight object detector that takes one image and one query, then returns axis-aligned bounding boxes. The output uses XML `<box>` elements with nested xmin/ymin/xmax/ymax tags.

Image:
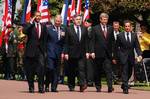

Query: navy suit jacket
<box><xmin>47</xmin><ymin>25</ymin><xmax>66</xmax><ymax>59</ymax></box>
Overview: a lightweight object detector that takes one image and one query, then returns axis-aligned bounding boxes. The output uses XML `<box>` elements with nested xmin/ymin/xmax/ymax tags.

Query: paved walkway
<box><xmin>0</xmin><ymin>80</ymin><xmax>150</xmax><ymax>99</ymax></box>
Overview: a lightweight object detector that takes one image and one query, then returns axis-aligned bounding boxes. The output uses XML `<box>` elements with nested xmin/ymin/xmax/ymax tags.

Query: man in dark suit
<box><xmin>45</xmin><ymin>15</ymin><xmax>66</xmax><ymax>92</ymax></box>
<box><xmin>84</xmin><ymin>19</ymin><xmax>94</xmax><ymax>86</ymax></box>
<box><xmin>91</xmin><ymin>13</ymin><xmax>114</xmax><ymax>92</ymax></box>
<box><xmin>64</xmin><ymin>15</ymin><xmax>89</xmax><ymax>92</ymax></box>
<box><xmin>112</xmin><ymin>21</ymin><xmax>121</xmax><ymax>84</ymax></box>
<box><xmin>23</xmin><ymin>11</ymin><xmax>48</xmax><ymax>93</ymax></box>
<box><xmin>116</xmin><ymin>20</ymin><xmax>142</xmax><ymax>94</ymax></box>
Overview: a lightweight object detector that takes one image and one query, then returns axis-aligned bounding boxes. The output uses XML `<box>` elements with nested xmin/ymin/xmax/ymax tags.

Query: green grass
<box><xmin>131</xmin><ymin>86</ymin><xmax>150</xmax><ymax>91</ymax></box>
<box><xmin>130</xmin><ymin>82</ymin><xmax>150</xmax><ymax>91</ymax></box>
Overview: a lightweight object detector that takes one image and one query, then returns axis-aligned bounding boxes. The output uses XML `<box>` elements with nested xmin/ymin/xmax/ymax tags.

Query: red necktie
<box><xmin>36</xmin><ymin>23</ymin><xmax>39</xmax><ymax>38</ymax></box>
<box><xmin>103</xmin><ymin>26</ymin><xmax>107</xmax><ymax>38</ymax></box>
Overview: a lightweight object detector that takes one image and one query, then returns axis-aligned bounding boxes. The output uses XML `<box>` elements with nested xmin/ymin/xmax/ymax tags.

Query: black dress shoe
<box><xmin>29</xmin><ymin>88</ymin><xmax>34</xmax><ymax>93</ymax></box>
<box><xmin>69</xmin><ymin>88</ymin><xmax>75</xmax><ymax>91</ymax></box>
<box><xmin>45</xmin><ymin>87</ymin><xmax>49</xmax><ymax>92</ymax></box>
<box><xmin>39</xmin><ymin>89</ymin><xmax>45</xmax><ymax>93</ymax></box>
<box><xmin>51</xmin><ymin>89</ymin><xmax>58</xmax><ymax>92</ymax></box>
<box><xmin>96</xmin><ymin>88</ymin><xmax>101</xmax><ymax>92</ymax></box>
<box><xmin>80</xmin><ymin>84</ymin><xmax>87</xmax><ymax>92</ymax></box>
<box><xmin>123</xmin><ymin>89</ymin><xmax>129</xmax><ymax>94</ymax></box>
<box><xmin>108</xmin><ymin>87</ymin><xmax>114</xmax><ymax>93</ymax></box>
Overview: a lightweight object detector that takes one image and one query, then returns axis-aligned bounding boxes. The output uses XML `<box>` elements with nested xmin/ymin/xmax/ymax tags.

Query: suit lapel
<box><xmin>80</xmin><ymin>26</ymin><xmax>84</xmax><ymax>41</ymax></box>
<box><xmin>98</xmin><ymin>24</ymin><xmax>106</xmax><ymax>41</ymax></box>
<box><xmin>130</xmin><ymin>32</ymin><xmax>134</xmax><ymax>44</ymax></box>
<box><xmin>33</xmin><ymin>23</ymin><xmax>39</xmax><ymax>39</ymax></box>
<box><xmin>122</xmin><ymin>32</ymin><xmax>127</xmax><ymax>43</ymax></box>
<box><xmin>71</xmin><ymin>25</ymin><xmax>79</xmax><ymax>41</ymax></box>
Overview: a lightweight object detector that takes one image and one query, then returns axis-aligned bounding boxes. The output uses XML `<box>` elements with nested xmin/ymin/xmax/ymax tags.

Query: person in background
<box><xmin>112</xmin><ymin>21</ymin><xmax>121</xmax><ymax>84</ymax></box>
<box><xmin>17</xmin><ymin>26</ymin><xmax>26</xmax><ymax>80</ymax></box>
<box><xmin>84</xmin><ymin>19</ymin><xmax>94</xmax><ymax>86</ymax></box>
<box><xmin>2</xmin><ymin>26</ymin><xmax>17</xmax><ymax>80</ymax></box>
<box><xmin>138</xmin><ymin>24</ymin><xmax>150</xmax><ymax>52</ymax></box>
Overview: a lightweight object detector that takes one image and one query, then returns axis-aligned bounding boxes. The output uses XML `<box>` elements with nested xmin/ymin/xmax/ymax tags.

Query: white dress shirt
<box><xmin>125</xmin><ymin>32</ymin><xmax>131</xmax><ymax>42</ymax></box>
<box><xmin>35</xmin><ymin>22</ymin><xmax>41</xmax><ymax>38</ymax></box>
<box><xmin>74</xmin><ymin>25</ymin><xmax>81</xmax><ymax>41</ymax></box>
<box><xmin>55</xmin><ymin>26</ymin><xmax>61</xmax><ymax>40</ymax></box>
<box><xmin>114</xmin><ymin>31</ymin><xmax>119</xmax><ymax>40</ymax></box>
<box><xmin>100</xmin><ymin>24</ymin><xmax>107</xmax><ymax>33</ymax></box>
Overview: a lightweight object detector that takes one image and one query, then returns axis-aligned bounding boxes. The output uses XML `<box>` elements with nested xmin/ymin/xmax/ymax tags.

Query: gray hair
<box><xmin>99</xmin><ymin>13</ymin><xmax>109</xmax><ymax>19</ymax></box>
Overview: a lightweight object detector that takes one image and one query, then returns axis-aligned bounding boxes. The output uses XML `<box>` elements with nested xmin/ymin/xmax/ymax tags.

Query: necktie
<box><xmin>77</xmin><ymin>26</ymin><xmax>80</xmax><ymax>41</ymax></box>
<box><xmin>103</xmin><ymin>25</ymin><xmax>107</xmax><ymax>38</ymax></box>
<box><xmin>36</xmin><ymin>23</ymin><xmax>39</xmax><ymax>38</ymax></box>
<box><xmin>56</xmin><ymin>26</ymin><xmax>60</xmax><ymax>40</ymax></box>
<box><xmin>114</xmin><ymin>31</ymin><xmax>118</xmax><ymax>40</ymax></box>
<box><xmin>56</xmin><ymin>26</ymin><xmax>59</xmax><ymax>32</ymax></box>
<box><xmin>126</xmin><ymin>32</ymin><xmax>130</xmax><ymax>43</ymax></box>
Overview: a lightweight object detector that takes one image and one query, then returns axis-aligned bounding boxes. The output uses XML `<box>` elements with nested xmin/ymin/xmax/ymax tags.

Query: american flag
<box><xmin>0</xmin><ymin>0</ymin><xmax>12</xmax><ymax>47</ymax></box>
<box><xmin>6</xmin><ymin>0</ymin><xmax>12</xmax><ymax>27</ymax></box>
<box><xmin>37</xmin><ymin>0</ymin><xmax>50</xmax><ymax>23</ymax></box>
<box><xmin>83</xmin><ymin>0</ymin><xmax>90</xmax><ymax>22</ymax></box>
<box><xmin>76</xmin><ymin>0</ymin><xmax>82</xmax><ymax>15</ymax></box>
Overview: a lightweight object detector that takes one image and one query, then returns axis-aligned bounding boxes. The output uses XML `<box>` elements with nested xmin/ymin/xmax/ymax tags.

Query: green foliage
<box><xmin>91</xmin><ymin>0</ymin><xmax>150</xmax><ymax>31</ymax></box>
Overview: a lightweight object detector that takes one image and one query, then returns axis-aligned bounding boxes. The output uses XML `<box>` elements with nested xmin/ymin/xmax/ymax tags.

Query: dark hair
<box><xmin>73</xmin><ymin>14</ymin><xmax>82</xmax><ymax>19</ymax></box>
<box><xmin>123</xmin><ymin>20</ymin><xmax>131</xmax><ymax>25</ymax></box>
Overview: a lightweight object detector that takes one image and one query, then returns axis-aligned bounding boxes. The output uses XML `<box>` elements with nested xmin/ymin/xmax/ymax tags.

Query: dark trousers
<box><xmin>24</xmin><ymin>49</ymin><xmax>45</xmax><ymax>91</ymax></box>
<box><xmin>45</xmin><ymin>58</ymin><xmax>59</xmax><ymax>90</ymax></box>
<box><xmin>94</xmin><ymin>58</ymin><xmax>113</xmax><ymax>90</ymax></box>
<box><xmin>121</xmin><ymin>59</ymin><xmax>134</xmax><ymax>89</ymax></box>
<box><xmin>66</xmin><ymin>58</ymin><xmax>86</xmax><ymax>89</ymax></box>
<box><xmin>4</xmin><ymin>57</ymin><xmax>16</xmax><ymax>80</ymax></box>
<box><xmin>86</xmin><ymin>59</ymin><xmax>94</xmax><ymax>83</ymax></box>
<box><xmin>112</xmin><ymin>59</ymin><xmax>122</xmax><ymax>81</ymax></box>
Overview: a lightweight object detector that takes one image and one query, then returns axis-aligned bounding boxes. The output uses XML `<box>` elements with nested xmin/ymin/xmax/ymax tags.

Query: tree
<box><xmin>90</xmin><ymin>0</ymin><xmax>150</xmax><ymax>31</ymax></box>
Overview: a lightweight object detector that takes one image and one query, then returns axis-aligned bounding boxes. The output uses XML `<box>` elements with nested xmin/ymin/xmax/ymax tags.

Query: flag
<box><xmin>67</xmin><ymin>0</ymin><xmax>75</xmax><ymax>25</ymax></box>
<box><xmin>14</xmin><ymin>0</ymin><xmax>22</xmax><ymax>19</ymax></box>
<box><xmin>83</xmin><ymin>0</ymin><xmax>90</xmax><ymax>22</ymax></box>
<box><xmin>61</xmin><ymin>0</ymin><xmax>69</xmax><ymax>25</ymax></box>
<box><xmin>6</xmin><ymin>0</ymin><xmax>12</xmax><ymax>27</ymax></box>
<box><xmin>67</xmin><ymin>1</ymin><xmax>71</xmax><ymax>23</ymax></box>
<box><xmin>21</xmin><ymin>0</ymin><xmax>31</xmax><ymax>24</ymax></box>
<box><xmin>70</xmin><ymin>0</ymin><xmax>76</xmax><ymax>17</ymax></box>
<box><xmin>37</xmin><ymin>0</ymin><xmax>50</xmax><ymax>23</ymax></box>
<box><xmin>15</xmin><ymin>0</ymin><xmax>22</xmax><ymax>11</ymax></box>
<box><xmin>76</xmin><ymin>0</ymin><xmax>82</xmax><ymax>15</ymax></box>
<box><xmin>0</xmin><ymin>0</ymin><xmax>12</xmax><ymax>47</ymax></box>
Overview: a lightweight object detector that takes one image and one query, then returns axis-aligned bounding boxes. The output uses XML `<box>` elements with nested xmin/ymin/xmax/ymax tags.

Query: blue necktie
<box><xmin>127</xmin><ymin>32</ymin><xmax>130</xmax><ymax>43</ymax></box>
<box><xmin>77</xmin><ymin>26</ymin><xmax>80</xmax><ymax>41</ymax></box>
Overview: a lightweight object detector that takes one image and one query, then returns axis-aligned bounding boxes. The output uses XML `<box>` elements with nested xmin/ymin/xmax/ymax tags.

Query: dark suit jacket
<box><xmin>91</xmin><ymin>24</ymin><xmax>114</xmax><ymax>59</ymax></box>
<box><xmin>116</xmin><ymin>32</ymin><xmax>142</xmax><ymax>64</ymax></box>
<box><xmin>63</xmin><ymin>25</ymin><xmax>88</xmax><ymax>58</ymax></box>
<box><xmin>23</xmin><ymin>22</ymin><xmax>48</xmax><ymax>57</ymax></box>
<box><xmin>47</xmin><ymin>25</ymin><xmax>66</xmax><ymax>59</ymax></box>
<box><xmin>112</xmin><ymin>31</ymin><xmax>120</xmax><ymax>60</ymax></box>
